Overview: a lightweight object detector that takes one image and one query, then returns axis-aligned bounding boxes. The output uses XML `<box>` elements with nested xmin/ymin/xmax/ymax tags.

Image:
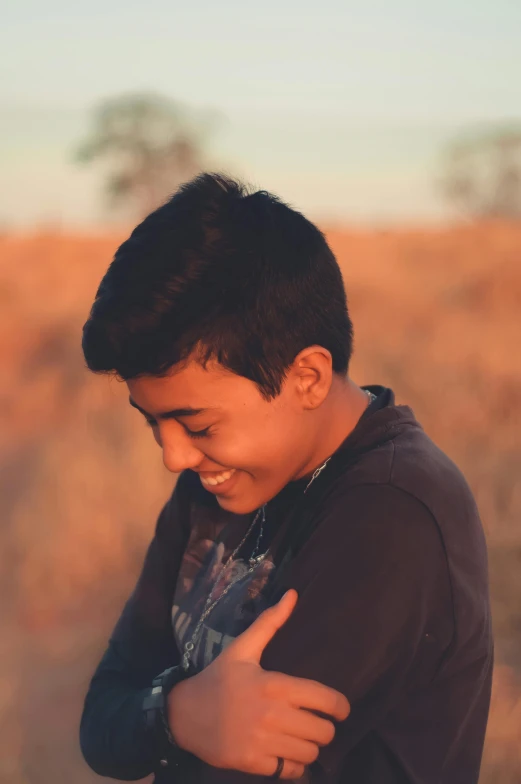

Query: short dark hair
<box><xmin>82</xmin><ymin>172</ymin><xmax>354</xmax><ymax>400</ymax></box>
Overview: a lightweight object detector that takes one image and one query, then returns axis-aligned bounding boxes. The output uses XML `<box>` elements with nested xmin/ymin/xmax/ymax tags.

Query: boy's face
<box><xmin>126</xmin><ymin>357</ymin><xmax>322</xmax><ymax>514</ymax></box>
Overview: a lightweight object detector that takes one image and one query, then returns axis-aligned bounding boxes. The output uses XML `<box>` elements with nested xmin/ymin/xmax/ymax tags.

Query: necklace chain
<box><xmin>181</xmin><ymin>389</ymin><xmax>376</xmax><ymax>671</ymax></box>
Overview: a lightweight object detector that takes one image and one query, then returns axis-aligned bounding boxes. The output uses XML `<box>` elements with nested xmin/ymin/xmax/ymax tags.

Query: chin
<box><xmin>216</xmin><ymin>495</ymin><xmax>259</xmax><ymax>515</ymax></box>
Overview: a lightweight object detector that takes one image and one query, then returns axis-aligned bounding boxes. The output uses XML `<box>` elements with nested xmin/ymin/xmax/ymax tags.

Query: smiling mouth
<box><xmin>200</xmin><ymin>468</ymin><xmax>237</xmax><ymax>487</ymax></box>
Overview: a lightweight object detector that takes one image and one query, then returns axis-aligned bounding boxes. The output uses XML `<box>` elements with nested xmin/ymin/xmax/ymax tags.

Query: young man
<box><xmin>79</xmin><ymin>173</ymin><xmax>493</xmax><ymax>784</ymax></box>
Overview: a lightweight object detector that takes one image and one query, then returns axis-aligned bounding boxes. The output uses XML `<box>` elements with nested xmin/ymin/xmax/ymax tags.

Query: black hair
<box><xmin>82</xmin><ymin>172</ymin><xmax>354</xmax><ymax>400</ymax></box>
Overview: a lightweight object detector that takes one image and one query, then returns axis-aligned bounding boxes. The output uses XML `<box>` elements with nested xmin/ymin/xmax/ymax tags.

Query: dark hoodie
<box><xmin>80</xmin><ymin>386</ymin><xmax>493</xmax><ymax>783</ymax></box>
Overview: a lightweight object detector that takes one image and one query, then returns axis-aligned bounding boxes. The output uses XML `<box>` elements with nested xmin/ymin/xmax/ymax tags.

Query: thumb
<box><xmin>224</xmin><ymin>589</ymin><xmax>298</xmax><ymax>664</ymax></box>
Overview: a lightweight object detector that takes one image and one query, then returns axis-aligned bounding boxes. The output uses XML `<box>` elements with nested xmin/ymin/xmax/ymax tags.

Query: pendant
<box><xmin>249</xmin><ymin>553</ymin><xmax>266</xmax><ymax>567</ymax></box>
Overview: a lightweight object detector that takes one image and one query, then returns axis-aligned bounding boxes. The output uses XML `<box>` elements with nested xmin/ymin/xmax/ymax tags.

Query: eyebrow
<box><xmin>128</xmin><ymin>396</ymin><xmax>212</xmax><ymax>420</ymax></box>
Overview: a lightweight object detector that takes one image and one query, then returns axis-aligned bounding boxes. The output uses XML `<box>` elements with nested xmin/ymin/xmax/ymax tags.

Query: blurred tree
<box><xmin>76</xmin><ymin>92</ymin><xmax>216</xmax><ymax>219</ymax></box>
<box><xmin>442</xmin><ymin>124</ymin><xmax>521</xmax><ymax>220</ymax></box>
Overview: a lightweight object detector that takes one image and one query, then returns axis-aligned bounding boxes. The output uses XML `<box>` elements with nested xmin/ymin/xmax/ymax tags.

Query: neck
<box><xmin>295</xmin><ymin>378</ymin><xmax>370</xmax><ymax>482</ymax></box>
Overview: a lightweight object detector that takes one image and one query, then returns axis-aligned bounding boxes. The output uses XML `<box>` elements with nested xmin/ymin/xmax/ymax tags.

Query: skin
<box><xmin>126</xmin><ymin>344</ymin><xmax>370</xmax><ymax>515</ymax></box>
<box><xmin>168</xmin><ymin>589</ymin><xmax>350</xmax><ymax>780</ymax></box>
<box><xmin>126</xmin><ymin>346</ymin><xmax>367</xmax><ymax>778</ymax></box>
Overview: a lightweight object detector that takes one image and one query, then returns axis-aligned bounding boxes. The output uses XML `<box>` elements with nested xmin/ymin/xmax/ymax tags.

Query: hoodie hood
<box><xmin>335</xmin><ymin>385</ymin><xmax>421</xmax><ymax>458</ymax></box>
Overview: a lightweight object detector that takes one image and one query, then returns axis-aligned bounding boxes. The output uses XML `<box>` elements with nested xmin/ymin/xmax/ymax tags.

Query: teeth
<box><xmin>201</xmin><ymin>469</ymin><xmax>236</xmax><ymax>487</ymax></box>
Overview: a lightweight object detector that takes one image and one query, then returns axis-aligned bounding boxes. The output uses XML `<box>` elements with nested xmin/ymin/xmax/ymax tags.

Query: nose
<box><xmin>161</xmin><ymin>430</ymin><xmax>204</xmax><ymax>474</ymax></box>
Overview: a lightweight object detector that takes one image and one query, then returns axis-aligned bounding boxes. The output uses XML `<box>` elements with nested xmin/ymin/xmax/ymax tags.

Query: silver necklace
<box><xmin>180</xmin><ymin>388</ymin><xmax>376</xmax><ymax>671</ymax></box>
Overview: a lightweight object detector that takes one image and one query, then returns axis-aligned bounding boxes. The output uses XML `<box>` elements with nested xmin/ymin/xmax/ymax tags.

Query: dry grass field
<box><xmin>1</xmin><ymin>223</ymin><xmax>520</xmax><ymax>782</ymax></box>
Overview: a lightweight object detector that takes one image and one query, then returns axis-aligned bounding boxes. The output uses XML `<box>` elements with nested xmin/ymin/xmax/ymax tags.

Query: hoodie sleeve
<box><xmin>79</xmin><ymin>472</ymin><xmax>192</xmax><ymax>780</ymax></box>
<box><xmin>258</xmin><ymin>483</ymin><xmax>454</xmax><ymax>779</ymax></box>
<box><xmin>184</xmin><ymin>484</ymin><xmax>454</xmax><ymax>784</ymax></box>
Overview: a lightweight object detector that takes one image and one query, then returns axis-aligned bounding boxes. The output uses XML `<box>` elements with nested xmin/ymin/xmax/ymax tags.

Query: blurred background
<box><xmin>1</xmin><ymin>1</ymin><xmax>520</xmax><ymax>782</ymax></box>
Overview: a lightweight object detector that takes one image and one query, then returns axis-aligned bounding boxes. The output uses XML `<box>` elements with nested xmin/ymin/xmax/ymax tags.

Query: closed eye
<box><xmin>186</xmin><ymin>427</ymin><xmax>212</xmax><ymax>439</ymax></box>
<box><xmin>144</xmin><ymin>419</ymin><xmax>211</xmax><ymax>439</ymax></box>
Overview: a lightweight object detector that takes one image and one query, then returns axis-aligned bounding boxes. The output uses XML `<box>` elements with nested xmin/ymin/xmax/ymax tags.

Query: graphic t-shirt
<box><xmin>171</xmin><ymin>509</ymin><xmax>277</xmax><ymax>671</ymax></box>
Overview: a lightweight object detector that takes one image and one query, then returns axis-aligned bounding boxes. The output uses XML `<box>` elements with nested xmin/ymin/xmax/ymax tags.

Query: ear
<box><xmin>291</xmin><ymin>346</ymin><xmax>333</xmax><ymax>410</ymax></box>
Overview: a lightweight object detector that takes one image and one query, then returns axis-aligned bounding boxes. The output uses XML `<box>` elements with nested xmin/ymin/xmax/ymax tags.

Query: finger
<box><xmin>265</xmin><ymin>672</ymin><xmax>350</xmax><ymax>722</ymax></box>
<box><xmin>269</xmin><ymin>706</ymin><xmax>336</xmax><ymax>747</ymax></box>
<box><xmin>263</xmin><ymin>756</ymin><xmax>306</xmax><ymax>781</ymax></box>
<box><xmin>265</xmin><ymin>733</ymin><xmax>320</xmax><ymax>766</ymax></box>
<box><xmin>225</xmin><ymin>589</ymin><xmax>298</xmax><ymax>663</ymax></box>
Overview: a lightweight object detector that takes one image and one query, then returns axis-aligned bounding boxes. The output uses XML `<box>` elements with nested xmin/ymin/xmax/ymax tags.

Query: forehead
<box><xmin>126</xmin><ymin>359</ymin><xmax>258</xmax><ymax>412</ymax></box>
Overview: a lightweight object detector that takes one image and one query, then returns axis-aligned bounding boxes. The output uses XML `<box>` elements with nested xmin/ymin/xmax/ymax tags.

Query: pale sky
<box><xmin>1</xmin><ymin>0</ymin><xmax>520</xmax><ymax>227</ymax></box>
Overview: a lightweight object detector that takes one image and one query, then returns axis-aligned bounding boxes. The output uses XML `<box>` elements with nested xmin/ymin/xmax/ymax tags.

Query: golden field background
<box><xmin>1</xmin><ymin>224</ymin><xmax>520</xmax><ymax>783</ymax></box>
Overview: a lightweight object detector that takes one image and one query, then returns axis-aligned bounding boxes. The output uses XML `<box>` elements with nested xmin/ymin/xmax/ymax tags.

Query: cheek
<box><xmin>201</xmin><ymin>427</ymin><xmax>276</xmax><ymax>471</ymax></box>
<box><xmin>234</xmin><ymin>416</ymin><xmax>299</xmax><ymax>471</ymax></box>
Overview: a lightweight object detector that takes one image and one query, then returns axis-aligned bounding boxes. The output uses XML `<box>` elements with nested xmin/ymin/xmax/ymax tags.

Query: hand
<box><xmin>168</xmin><ymin>589</ymin><xmax>350</xmax><ymax>780</ymax></box>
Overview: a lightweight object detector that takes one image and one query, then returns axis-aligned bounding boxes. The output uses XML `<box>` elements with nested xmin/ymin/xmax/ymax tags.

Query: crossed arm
<box><xmin>79</xmin><ymin>479</ymin><xmax>451</xmax><ymax>781</ymax></box>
